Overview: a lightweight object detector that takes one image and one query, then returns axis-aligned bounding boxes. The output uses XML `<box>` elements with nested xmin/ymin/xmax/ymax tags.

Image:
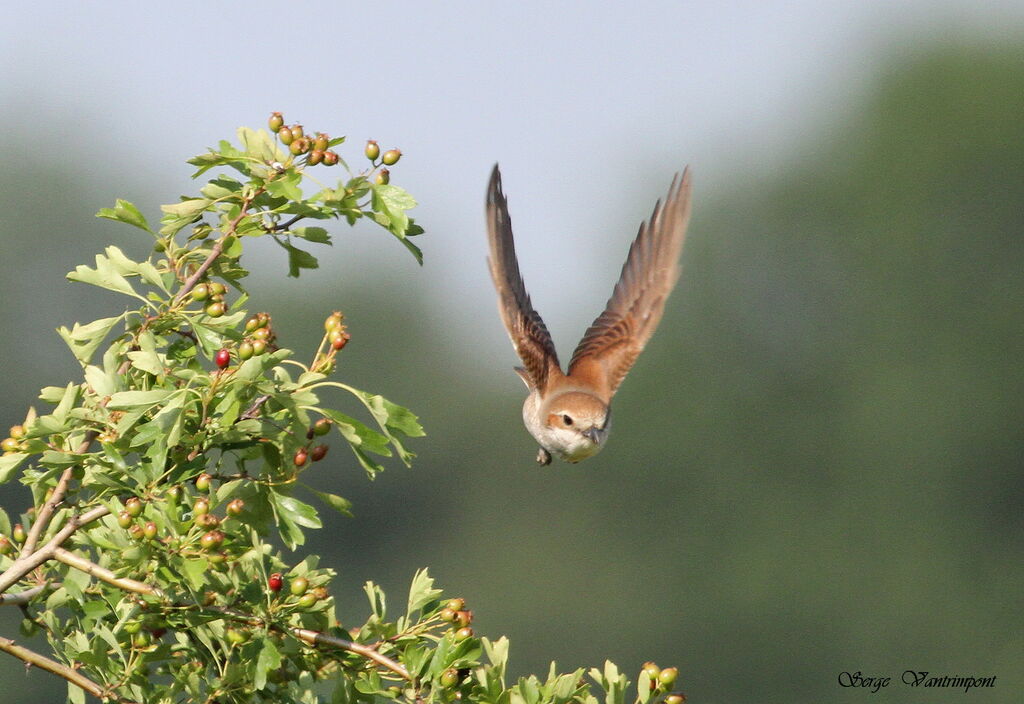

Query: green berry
<box><xmin>268</xmin><ymin>112</ymin><xmax>284</xmax><ymax>132</ymax></box>
<box><xmin>191</xmin><ymin>283</ymin><xmax>209</xmax><ymax>301</ymax></box>
<box><xmin>454</xmin><ymin>626</ymin><xmax>473</xmax><ymax>642</ymax></box>
<box><xmin>643</xmin><ymin>662</ymin><xmax>661</xmax><ymax>682</ymax></box>
<box><xmin>123</xmin><ymin>619</ymin><xmax>143</xmax><ymax>635</ymax></box>
<box><xmin>195</xmin><ymin>473</ymin><xmax>212</xmax><ymax>491</ymax></box>
<box><xmin>251</xmin><ymin>327</ymin><xmax>271</xmax><ymax>341</ymax></box>
<box><xmin>195</xmin><ymin>513</ymin><xmax>220</xmax><ymax>529</ymax></box>
<box><xmin>445</xmin><ymin>598</ymin><xmax>465</xmax><ymax>612</ymax></box>
<box><xmin>289</xmin><ymin>124</ymin><xmax>304</xmax><ymax>139</ymax></box>
<box><xmin>8</xmin><ymin>425</ymin><xmax>25</xmax><ymax>440</ymax></box>
<box><xmin>193</xmin><ymin>497</ymin><xmax>210</xmax><ymax>516</ymax></box>
<box><xmin>323</xmin><ymin>150</ymin><xmax>339</xmax><ymax>166</ymax></box>
<box><xmin>0</xmin><ymin>536</ymin><xmax>12</xmax><ymax>554</ymax></box>
<box><xmin>132</xmin><ymin>631</ymin><xmax>151</xmax><ymax>648</ymax></box>
<box><xmin>125</xmin><ymin>497</ymin><xmax>144</xmax><ymax>517</ymax></box>
<box><xmin>313</xmin><ymin>133</ymin><xmax>329</xmax><ymax>152</ymax></box>
<box><xmin>200</xmin><ymin>530</ymin><xmax>224</xmax><ymax>550</ymax></box>
<box><xmin>664</xmin><ymin>695</ymin><xmax>686</xmax><ymax>704</ymax></box>
<box><xmin>142</xmin><ymin>521</ymin><xmax>158</xmax><ymax>540</ymax></box>
<box><xmin>375</xmin><ymin>168</ymin><xmax>390</xmax><ymax>185</ymax></box>
<box><xmin>439</xmin><ymin>607</ymin><xmax>456</xmax><ymax>623</ymax></box>
<box><xmin>290</xmin><ymin>137</ymin><xmax>310</xmax><ymax>155</ymax></box>
<box><xmin>382</xmin><ymin>149</ymin><xmax>401</xmax><ymax>165</ymax></box>
<box><xmin>290</xmin><ymin>576</ymin><xmax>309</xmax><ymax>596</ymax></box>
<box><xmin>313</xmin><ymin>418</ymin><xmax>332</xmax><ymax>436</ymax></box>
<box><xmin>205</xmin><ymin>301</ymin><xmax>226</xmax><ymax>318</ymax></box>
<box><xmin>324</xmin><ymin>312</ymin><xmax>343</xmax><ymax>331</ymax></box>
<box><xmin>251</xmin><ymin>339</ymin><xmax>267</xmax><ymax>356</ymax></box>
<box><xmin>278</xmin><ymin>126</ymin><xmax>294</xmax><ymax>145</ymax></box>
<box><xmin>364</xmin><ymin>140</ymin><xmax>380</xmax><ymax>161</ymax></box>
<box><xmin>226</xmin><ymin>627</ymin><xmax>250</xmax><ymax>645</ymax></box>
<box><xmin>440</xmin><ymin>669</ymin><xmax>459</xmax><ymax>688</ymax></box>
<box><xmin>117</xmin><ymin>510</ymin><xmax>133</xmax><ymax>529</ymax></box>
<box><xmin>297</xmin><ymin>592</ymin><xmax>317</xmax><ymax>609</ymax></box>
<box><xmin>227</xmin><ymin>498</ymin><xmax>245</xmax><ymax>517</ymax></box>
<box><xmin>1</xmin><ymin>437</ymin><xmax>20</xmax><ymax>453</ymax></box>
<box><xmin>238</xmin><ymin>341</ymin><xmax>254</xmax><ymax>360</ymax></box>
<box><xmin>658</xmin><ymin>668</ymin><xmax>678</xmax><ymax>686</ymax></box>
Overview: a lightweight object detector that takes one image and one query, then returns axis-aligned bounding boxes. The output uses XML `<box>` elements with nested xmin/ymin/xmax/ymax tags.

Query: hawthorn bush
<box><xmin>0</xmin><ymin>115</ymin><xmax>686</xmax><ymax>704</ymax></box>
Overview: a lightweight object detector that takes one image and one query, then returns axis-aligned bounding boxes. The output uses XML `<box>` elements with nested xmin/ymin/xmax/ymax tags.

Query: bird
<box><xmin>485</xmin><ymin>164</ymin><xmax>693</xmax><ymax>465</ymax></box>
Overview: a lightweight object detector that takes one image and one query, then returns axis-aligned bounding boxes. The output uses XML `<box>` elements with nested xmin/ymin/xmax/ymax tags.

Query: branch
<box><xmin>53</xmin><ymin>548</ymin><xmax>162</xmax><ymax>598</ymax></box>
<box><xmin>22</xmin><ymin>433</ymin><xmax>97</xmax><ymax>555</ymax></box>
<box><xmin>291</xmin><ymin>627</ymin><xmax>412</xmax><ymax>681</ymax></box>
<box><xmin>0</xmin><ymin>635</ymin><xmax>129</xmax><ymax>702</ymax></box>
<box><xmin>0</xmin><ymin>584</ymin><xmax>47</xmax><ymax>606</ymax></box>
<box><xmin>0</xmin><ymin>505</ymin><xmax>109</xmax><ymax>594</ymax></box>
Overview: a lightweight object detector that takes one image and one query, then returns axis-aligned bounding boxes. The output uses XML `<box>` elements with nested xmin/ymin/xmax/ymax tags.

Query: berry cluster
<box><xmin>438</xmin><ymin>597</ymin><xmax>474</xmax><ymax>642</ymax></box>
<box><xmin>240</xmin><ymin>312</ymin><xmax>276</xmax><ymax>360</ymax></box>
<box><xmin>191</xmin><ymin>280</ymin><xmax>229</xmax><ymax>318</ymax></box>
<box><xmin>311</xmin><ymin>311</ymin><xmax>351</xmax><ymax>375</ymax></box>
<box><xmin>0</xmin><ymin>424</ymin><xmax>26</xmax><ymax>455</ymax></box>
<box><xmin>266</xmin><ymin>571</ymin><xmax>330</xmax><ymax>611</ymax></box>
<box><xmin>268</xmin><ymin>112</ymin><xmax>340</xmax><ymax>167</ymax></box>
<box><xmin>641</xmin><ymin>662</ymin><xmax>684</xmax><ymax>703</ymax></box>
<box><xmin>363</xmin><ymin>139</ymin><xmax>402</xmax><ymax>185</ymax></box>
<box><xmin>295</xmin><ymin>416</ymin><xmax>332</xmax><ymax>467</ymax></box>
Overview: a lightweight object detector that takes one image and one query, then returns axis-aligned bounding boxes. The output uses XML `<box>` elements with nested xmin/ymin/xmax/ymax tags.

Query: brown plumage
<box><xmin>485</xmin><ymin>164</ymin><xmax>693</xmax><ymax>463</ymax></box>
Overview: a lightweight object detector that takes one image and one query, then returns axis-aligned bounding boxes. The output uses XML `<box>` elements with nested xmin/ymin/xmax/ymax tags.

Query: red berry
<box><xmin>454</xmin><ymin>610</ymin><xmax>473</xmax><ymax>628</ymax></box>
<box><xmin>307</xmin><ymin>150</ymin><xmax>324</xmax><ymax>166</ymax></box>
<box><xmin>294</xmin><ymin>449</ymin><xmax>308</xmax><ymax>466</ymax></box>
<box><xmin>0</xmin><ymin>536</ymin><xmax>11</xmax><ymax>555</ymax></box>
<box><xmin>268</xmin><ymin>573</ymin><xmax>283</xmax><ymax>592</ymax></box>
<box><xmin>323</xmin><ymin>150</ymin><xmax>339</xmax><ymax>166</ymax></box>
<box><xmin>310</xmin><ymin>444</ymin><xmax>328</xmax><ymax>462</ymax></box>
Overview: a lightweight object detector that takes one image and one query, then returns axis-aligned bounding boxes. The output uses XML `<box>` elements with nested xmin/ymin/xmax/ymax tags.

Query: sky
<box><xmin>4</xmin><ymin>2</ymin><xmax>1023</xmax><ymax>367</ymax></box>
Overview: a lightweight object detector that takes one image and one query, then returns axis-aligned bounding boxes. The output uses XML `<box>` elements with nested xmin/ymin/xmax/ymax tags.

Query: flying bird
<box><xmin>485</xmin><ymin>164</ymin><xmax>693</xmax><ymax>464</ymax></box>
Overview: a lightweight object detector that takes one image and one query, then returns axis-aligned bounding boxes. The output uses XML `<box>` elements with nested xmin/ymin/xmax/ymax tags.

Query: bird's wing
<box><xmin>567</xmin><ymin>168</ymin><xmax>692</xmax><ymax>399</ymax></box>
<box><xmin>486</xmin><ymin>164</ymin><xmax>561</xmax><ymax>392</ymax></box>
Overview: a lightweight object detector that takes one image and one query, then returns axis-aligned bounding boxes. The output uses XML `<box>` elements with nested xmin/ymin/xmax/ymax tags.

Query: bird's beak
<box><xmin>583</xmin><ymin>427</ymin><xmax>601</xmax><ymax>443</ymax></box>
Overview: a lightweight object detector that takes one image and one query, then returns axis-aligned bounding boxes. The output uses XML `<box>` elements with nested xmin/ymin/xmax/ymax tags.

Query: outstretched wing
<box><xmin>486</xmin><ymin>164</ymin><xmax>561</xmax><ymax>392</ymax></box>
<box><xmin>568</xmin><ymin>168</ymin><xmax>692</xmax><ymax>399</ymax></box>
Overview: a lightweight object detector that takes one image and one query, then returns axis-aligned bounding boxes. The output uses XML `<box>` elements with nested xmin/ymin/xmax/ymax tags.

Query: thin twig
<box><xmin>0</xmin><ymin>584</ymin><xmax>48</xmax><ymax>606</ymax></box>
<box><xmin>0</xmin><ymin>635</ymin><xmax>127</xmax><ymax>702</ymax></box>
<box><xmin>22</xmin><ymin>433</ymin><xmax>97</xmax><ymax>555</ymax></box>
<box><xmin>239</xmin><ymin>394</ymin><xmax>271</xmax><ymax>420</ymax></box>
<box><xmin>290</xmin><ymin>627</ymin><xmax>412</xmax><ymax>681</ymax></box>
<box><xmin>0</xmin><ymin>506</ymin><xmax>109</xmax><ymax>594</ymax></box>
<box><xmin>53</xmin><ymin>548</ymin><xmax>163</xmax><ymax>598</ymax></box>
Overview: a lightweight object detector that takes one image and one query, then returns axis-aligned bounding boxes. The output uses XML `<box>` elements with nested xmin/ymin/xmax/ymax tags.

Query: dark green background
<box><xmin>1</xmin><ymin>40</ymin><xmax>1021</xmax><ymax>703</ymax></box>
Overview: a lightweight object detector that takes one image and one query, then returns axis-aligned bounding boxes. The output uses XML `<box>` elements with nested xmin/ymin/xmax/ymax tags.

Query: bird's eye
<box><xmin>562</xmin><ymin>415</ymin><xmax>573</xmax><ymax>426</ymax></box>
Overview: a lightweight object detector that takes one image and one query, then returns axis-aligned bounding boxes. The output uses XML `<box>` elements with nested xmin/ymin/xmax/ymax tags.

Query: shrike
<box><xmin>486</xmin><ymin>164</ymin><xmax>693</xmax><ymax>464</ymax></box>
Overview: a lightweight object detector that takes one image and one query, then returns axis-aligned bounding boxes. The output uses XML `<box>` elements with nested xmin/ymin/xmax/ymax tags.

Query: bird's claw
<box><xmin>536</xmin><ymin>447</ymin><xmax>552</xmax><ymax>466</ymax></box>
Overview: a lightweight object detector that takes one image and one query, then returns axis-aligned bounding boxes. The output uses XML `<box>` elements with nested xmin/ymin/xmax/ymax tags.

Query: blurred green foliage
<box><xmin>1</xmin><ymin>39</ymin><xmax>1021</xmax><ymax>702</ymax></box>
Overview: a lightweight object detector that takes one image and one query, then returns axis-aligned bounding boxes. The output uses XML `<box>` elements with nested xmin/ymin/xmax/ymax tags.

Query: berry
<box><xmin>167</xmin><ymin>485</ymin><xmax>181</xmax><ymax>501</ymax></box>
<box><xmin>313</xmin><ymin>133</ymin><xmax>329</xmax><ymax>152</ymax></box>
<box><xmin>312</xmin><ymin>586</ymin><xmax>330</xmax><ymax>600</ymax></box>
<box><xmin>196</xmin><ymin>473</ymin><xmax>213</xmax><ymax>491</ymax></box>
<box><xmin>297</xmin><ymin>592</ymin><xmax>318</xmax><ymax>609</ymax></box>
<box><xmin>293</xmin><ymin>449</ymin><xmax>308</xmax><ymax>467</ymax></box>
<box><xmin>268</xmin><ymin>573</ymin><xmax>284</xmax><ymax>593</ymax></box>
<box><xmin>454</xmin><ymin>626</ymin><xmax>473</xmax><ymax>642</ymax></box>
<box><xmin>382</xmin><ymin>149</ymin><xmax>401</xmax><ymax>166</ymax></box>
<box><xmin>227</xmin><ymin>627</ymin><xmax>250</xmax><ymax>645</ymax></box>
<box><xmin>132</xmin><ymin>632</ymin><xmax>151</xmax><ymax>648</ymax></box>
<box><xmin>278</xmin><ymin>126</ymin><xmax>294</xmax><ymax>145</ymax></box>
<box><xmin>191</xmin><ymin>283</ymin><xmax>209</xmax><ymax>301</ymax></box>
<box><xmin>642</xmin><ymin>662</ymin><xmax>661</xmax><ymax>683</ymax></box>
<box><xmin>324</xmin><ymin>312</ymin><xmax>343</xmax><ymax>331</ymax></box>
<box><xmin>251</xmin><ymin>339</ymin><xmax>268</xmax><ymax>356</ymax></box>
<box><xmin>238</xmin><ymin>341</ymin><xmax>254</xmax><ymax>360</ymax></box>
<box><xmin>313</xmin><ymin>418</ymin><xmax>332</xmax><ymax>436</ymax></box>
<box><xmin>251</xmin><ymin>327</ymin><xmax>271</xmax><ymax>341</ymax></box>
<box><xmin>195</xmin><ymin>513</ymin><xmax>220</xmax><ymax>529</ymax></box>
<box><xmin>214</xmin><ymin>349</ymin><xmax>230</xmax><ymax>369</ymax></box>
<box><xmin>245</xmin><ymin>316</ymin><xmax>261</xmax><ymax>333</ymax></box>
<box><xmin>665</xmin><ymin>695</ymin><xmax>686</xmax><ymax>704</ymax></box>
<box><xmin>142</xmin><ymin>521</ymin><xmax>158</xmax><ymax>540</ymax></box>
<box><xmin>256</xmin><ymin>312</ymin><xmax>270</xmax><ymax>327</ymax></box>
<box><xmin>290</xmin><ymin>137</ymin><xmax>310</xmax><ymax>155</ymax></box>
<box><xmin>439</xmin><ymin>607</ymin><xmax>456</xmax><ymax>623</ymax></box>
<box><xmin>290</xmin><ymin>576</ymin><xmax>309</xmax><ymax>596</ymax></box>
<box><xmin>129</xmin><ymin>523</ymin><xmax>145</xmax><ymax>540</ymax></box>
<box><xmin>8</xmin><ymin>425</ymin><xmax>25</xmax><ymax>440</ymax></box>
<box><xmin>193</xmin><ymin>497</ymin><xmax>210</xmax><ymax>516</ymax></box>
<box><xmin>375</xmin><ymin>168</ymin><xmax>390</xmax><ymax>185</ymax></box>
<box><xmin>440</xmin><ymin>669</ymin><xmax>459</xmax><ymax>688</ymax></box>
<box><xmin>125</xmin><ymin>497</ymin><xmax>144</xmax><ymax>517</ymax></box>
<box><xmin>1</xmin><ymin>437</ymin><xmax>20</xmax><ymax>453</ymax></box>
<box><xmin>330</xmin><ymin>331</ymin><xmax>350</xmax><ymax>351</ymax></box>
<box><xmin>364</xmin><ymin>140</ymin><xmax>380</xmax><ymax>161</ymax></box>
<box><xmin>117</xmin><ymin>511</ymin><xmax>133</xmax><ymax>529</ymax></box>
<box><xmin>207</xmin><ymin>551</ymin><xmax>228</xmax><ymax>566</ymax></box>
<box><xmin>226</xmin><ymin>498</ymin><xmax>245</xmax><ymax>517</ymax></box>
<box><xmin>322</xmin><ymin>150</ymin><xmax>339</xmax><ymax>166</ymax></box>
<box><xmin>209</xmin><ymin>282</ymin><xmax>227</xmax><ymax>296</ymax></box>
<box><xmin>289</xmin><ymin>124</ymin><xmax>304</xmax><ymax>139</ymax></box>
<box><xmin>268</xmin><ymin>112</ymin><xmax>284</xmax><ymax>133</ymax></box>
<box><xmin>445</xmin><ymin>598</ymin><xmax>465</xmax><ymax>612</ymax></box>
<box><xmin>123</xmin><ymin>620</ymin><xmax>143</xmax><ymax>635</ymax></box>
<box><xmin>0</xmin><ymin>536</ymin><xmax>13</xmax><ymax>554</ymax></box>
<box><xmin>199</xmin><ymin>530</ymin><xmax>224</xmax><ymax>550</ymax></box>
<box><xmin>311</xmin><ymin>444</ymin><xmax>328</xmax><ymax>462</ymax></box>
<box><xmin>205</xmin><ymin>301</ymin><xmax>226</xmax><ymax>318</ymax></box>
<box><xmin>307</xmin><ymin>150</ymin><xmax>324</xmax><ymax>166</ymax></box>
<box><xmin>454</xmin><ymin>610</ymin><xmax>473</xmax><ymax>628</ymax></box>
<box><xmin>658</xmin><ymin>668</ymin><xmax>678</xmax><ymax>686</ymax></box>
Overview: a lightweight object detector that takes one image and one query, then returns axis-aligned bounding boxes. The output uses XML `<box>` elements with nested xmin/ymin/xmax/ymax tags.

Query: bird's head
<box><xmin>542</xmin><ymin>391</ymin><xmax>611</xmax><ymax>459</ymax></box>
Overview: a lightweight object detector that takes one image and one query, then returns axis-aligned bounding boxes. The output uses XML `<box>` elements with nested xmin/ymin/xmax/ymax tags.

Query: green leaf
<box><xmin>304</xmin><ymin>487</ymin><xmax>353</xmax><ymax>517</ymax></box>
<box><xmin>108</xmin><ymin>389</ymin><xmax>175</xmax><ymax>410</ymax></box>
<box><xmin>56</xmin><ymin>315</ymin><xmax>124</xmax><ymax>364</ymax></box>
<box><xmin>96</xmin><ymin>199</ymin><xmax>151</xmax><ymax>232</ymax></box>
<box><xmin>291</xmin><ymin>226</ymin><xmax>331</xmax><ymax>244</ymax></box>
<box><xmin>254</xmin><ymin>639</ymin><xmax>282</xmax><ymax>690</ymax></box>
<box><xmin>364</xmin><ymin>581</ymin><xmax>387</xmax><ymax>620</ymax></box>
<box><xmin>161</xmin><ymin>198</ymin><xmax>211</xmax><ymax>219</ymax></box>
<box><xmin>281</xmin><ymin>240</ymin><xmax>319</xmax><ymax>277</ymax></box>
<box><xmin>266</xmin><ymin>171</ymin><xmax>303</xmax><ymax>201</ymax></box>
<box><xmin>0</xmin><ymin>453</ymin><xmax>29</xmax><ymax>484</ymax></box>
<box><xmin>407</xmin><ymin>568</ymin><xmax>443</xmax><ymax>617</ymax></box>
<box><xmin>275</xmin><ymin>495</ymin><xmax>322</xmax><ymax>529</ymax></box>
<box><xmin>67</xmin><ymin>253</ymin><xmax>144</xmax><ymax>301</ymax></box>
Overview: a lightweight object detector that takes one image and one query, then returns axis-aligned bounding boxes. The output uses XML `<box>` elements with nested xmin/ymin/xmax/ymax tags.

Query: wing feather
<box><xmin>568</xmin><ymin>168</ymin><xmax>692</xmax><ymax>396</ymax></box>
<box><xmin>486</xmin><ymin>165</ymin><xmax>560</xmax><ymax>391</ymax></box>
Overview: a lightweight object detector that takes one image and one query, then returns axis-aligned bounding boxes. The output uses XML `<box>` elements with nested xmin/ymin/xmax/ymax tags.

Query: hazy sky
<box><xmin>3</xmin><ymin>1</ymin><xmax>1022</xmax><ymax>358</ymax></box>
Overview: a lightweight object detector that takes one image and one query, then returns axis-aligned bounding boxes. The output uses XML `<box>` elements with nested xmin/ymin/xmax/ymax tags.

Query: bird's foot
<box><xmin>536</xmin><ymin>447</ymin><xmax>552</xmax><ymax>466</ymax></box>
